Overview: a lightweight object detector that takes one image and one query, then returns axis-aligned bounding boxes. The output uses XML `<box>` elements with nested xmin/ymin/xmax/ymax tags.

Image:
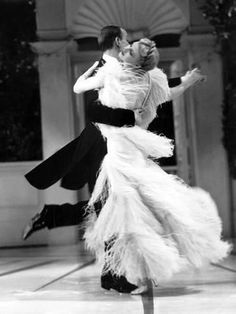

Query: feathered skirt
<box><xmin>84</xmin><ymin>126</ymin><xmax>230</xmax><ymax>286</ymax></box>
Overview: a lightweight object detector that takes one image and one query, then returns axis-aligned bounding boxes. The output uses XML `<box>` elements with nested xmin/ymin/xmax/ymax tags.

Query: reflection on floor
<box><xmin>0</xmin><ymin>243</ymin><xmax>235</xmax><ymax>314</ymax></box>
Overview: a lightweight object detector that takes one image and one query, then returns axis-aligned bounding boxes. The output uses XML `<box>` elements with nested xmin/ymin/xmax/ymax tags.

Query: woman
<box><xmin>74</xmin><ymin>38</ymin><xmax>230</xmax><ymax>294</ymax></box>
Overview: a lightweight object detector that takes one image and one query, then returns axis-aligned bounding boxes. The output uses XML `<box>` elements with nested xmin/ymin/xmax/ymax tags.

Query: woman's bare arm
<box><xmin>73</xmin><ymin>61</ymin><xmax>104</xmax><ymax>94</ymax></box>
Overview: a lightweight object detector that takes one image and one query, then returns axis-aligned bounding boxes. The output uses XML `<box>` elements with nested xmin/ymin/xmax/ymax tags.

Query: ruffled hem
<box><xmin>84</xmin><ymin>149</ymin><xmax>231</xmax><ymax>285</ymax></box>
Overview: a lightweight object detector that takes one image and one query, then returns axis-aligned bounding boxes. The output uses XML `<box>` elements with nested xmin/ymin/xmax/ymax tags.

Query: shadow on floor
<box><xmin>153</xmin><ymin>286</ymin><xmax>201</xmax><ymax>297</ymax></box>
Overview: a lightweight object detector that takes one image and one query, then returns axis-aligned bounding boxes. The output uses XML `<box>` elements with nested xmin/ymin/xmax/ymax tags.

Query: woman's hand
<box><xmin>73</xmin><ymin>61</ymin><xmax>103</xmax><ymax>94</ymax></box>
<box><xmin>82</xmin><ymin>61</ymin><xmax>99</xmax><ymax>79</ymax></box>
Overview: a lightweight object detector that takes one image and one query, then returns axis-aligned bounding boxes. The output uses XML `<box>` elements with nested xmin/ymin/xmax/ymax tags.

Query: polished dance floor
<box><xmin>0</xmin><ymin>243</ymin><xmax>235</xmax><ymax>314</ymax></box>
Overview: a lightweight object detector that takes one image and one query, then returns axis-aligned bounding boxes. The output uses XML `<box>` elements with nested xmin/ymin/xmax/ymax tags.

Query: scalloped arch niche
<box><xmin>71</xmin><ymin>0</ymin><xmax>189</xmax><ymax>40</ymax></box>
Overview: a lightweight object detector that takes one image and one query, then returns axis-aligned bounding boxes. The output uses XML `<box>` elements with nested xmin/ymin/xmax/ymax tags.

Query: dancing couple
<box><xmin>73</xmin><ymin>35</ymin><xmax>230</xmax><ymax>294</ymax></box>
<box><xmin>23</xmin><ymin>26</ymin><xmax>230</xmax><ymax>296</ymax></box>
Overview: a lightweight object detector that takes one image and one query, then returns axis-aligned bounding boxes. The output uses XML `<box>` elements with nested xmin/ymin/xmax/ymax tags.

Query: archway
<box><xmin>71</xmin><ymin>0</ymin><xmax>189</xmax><ymax>41</ymax></box>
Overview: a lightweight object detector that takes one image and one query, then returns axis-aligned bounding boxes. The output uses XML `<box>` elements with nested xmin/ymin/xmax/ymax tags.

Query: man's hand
<box><xmin>170</xmin><ymin>68</ymin><xmax>207</xmax><ymax>100</ymax></box>
<box><xmin>181</xmin><ymin>68</ymin><xmax>207</xmax><ymax>88</ymax></box>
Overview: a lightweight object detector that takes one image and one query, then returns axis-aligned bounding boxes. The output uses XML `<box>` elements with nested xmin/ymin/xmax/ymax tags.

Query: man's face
<box><xmin>119</xmin><ymin>29</ymin><xmax>129</xmax><ymax>52</ymax></box>
<box><xmin>119</xmin><ymin>41</ymin><xmax>140</xmax><ymax>65</ymax></box>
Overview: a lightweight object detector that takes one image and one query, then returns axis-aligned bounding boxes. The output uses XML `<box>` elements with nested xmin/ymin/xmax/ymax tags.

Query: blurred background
<box><xmin>0</xmin><ymin>0</ymin><xmax>235</xmax><ymax>248</ymax></box>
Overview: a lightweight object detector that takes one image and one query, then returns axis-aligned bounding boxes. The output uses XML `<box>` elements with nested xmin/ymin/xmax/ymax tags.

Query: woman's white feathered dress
<box><xmin>84</xmin><ymin>59</ymin><xmax>230</xmax><ymax>286</ymax></box>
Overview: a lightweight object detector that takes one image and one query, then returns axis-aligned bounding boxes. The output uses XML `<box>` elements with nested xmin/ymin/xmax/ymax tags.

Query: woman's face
<box><xmin>119</xmin><ymin>42</ymin><xmax>141</xmax><ymax>66</ymax></box>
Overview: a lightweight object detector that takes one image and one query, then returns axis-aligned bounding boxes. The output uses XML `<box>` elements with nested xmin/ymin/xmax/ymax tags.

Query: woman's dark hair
<box><xmin>98</xmin><ymin>25</ymin><xmax>122</xmax><ymax>51</ymax></box>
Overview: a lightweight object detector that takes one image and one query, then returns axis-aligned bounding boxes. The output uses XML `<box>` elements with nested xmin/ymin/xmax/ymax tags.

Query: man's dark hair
<box><xmin>98</xmin><ymin>25</ymin><xmax>122</xmax><ymax>51</ymax></box>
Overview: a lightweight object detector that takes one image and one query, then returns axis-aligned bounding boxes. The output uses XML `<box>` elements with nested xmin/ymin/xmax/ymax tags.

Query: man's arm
<box><xmin>88</xmin><ymin>77</ymin><xmax>183</xmax><ymax>127</ymax></box>
<box><xmin>79</xmin><ymin>69</ymin><xmax>200</xmax><ymax>128</ymax></box>
<box><xmin>74</xmin><ymin>61</ymin><xmax>135</xmax><ymax>127</ymax></box>
<box><xmin>87</xmin><ymin>101</ymin><xmax>135</xmax><ymax>127</ymax></box>
<box><xmin>88</xmin><ymin>76</ymin><xmax>185</xmax><ymax>127</ymax></box>
<box><xmin>168</xmin><ymin>78</ymin><xmax>181</xmax><ymax>88</ymax></box>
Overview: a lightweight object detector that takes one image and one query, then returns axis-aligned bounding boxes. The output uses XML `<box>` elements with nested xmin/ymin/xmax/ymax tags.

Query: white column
<box><xmin>181</xmin><ymin>34</ymin><xmax>231</xmax><ymax>237</ymax></box>
<box><xmin>33</xmin><ymin>41</ymin><xmax>78</xmax><ymax>245</ymax></box>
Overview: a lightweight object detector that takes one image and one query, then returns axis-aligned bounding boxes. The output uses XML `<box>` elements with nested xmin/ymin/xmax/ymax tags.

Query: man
<box><xmin>23</xmin><ymin>25</ymin><xmax>204</xmax><ymax>293</ymax></box>
<box><xmin>23</xmin><ymin>25</ymin><xmax>139</xmax><ymax>293</ymax></box>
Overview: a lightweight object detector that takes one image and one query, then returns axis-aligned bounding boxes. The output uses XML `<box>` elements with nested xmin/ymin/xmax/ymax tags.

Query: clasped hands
<box><xmin>181</xmin><ymin>68</ymin><xmax>207</xmax><ymax>88</ymax></box>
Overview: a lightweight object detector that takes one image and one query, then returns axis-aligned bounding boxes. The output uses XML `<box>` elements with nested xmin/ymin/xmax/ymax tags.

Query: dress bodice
<box><xmin>96</xmin><ymin>59</ymin><xmax>170</xmax><ymax>130</ymax></box>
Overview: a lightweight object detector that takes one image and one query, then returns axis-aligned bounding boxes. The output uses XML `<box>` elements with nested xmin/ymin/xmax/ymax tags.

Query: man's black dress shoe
<box><xmin>101</xmin><ymin>271</ymin><xmax>137</xmax><ymax>293</ymax></box>
<box><xmin>22</xmin><ymin>208</ymin><xmax>47</xmax><ymax>240</ymax></box>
